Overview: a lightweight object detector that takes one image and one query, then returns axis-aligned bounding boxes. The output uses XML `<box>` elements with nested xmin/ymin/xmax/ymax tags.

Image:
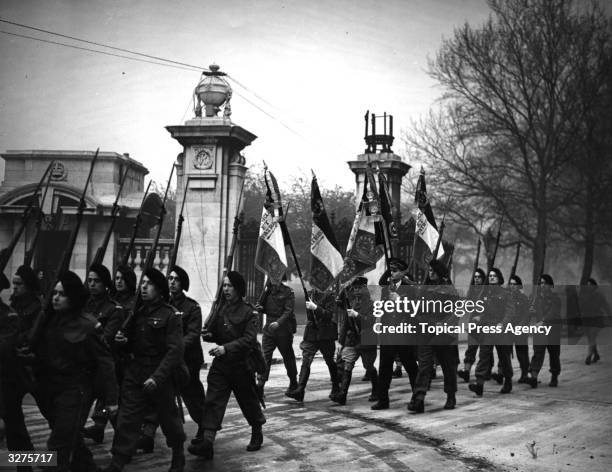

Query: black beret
<box><xmin>116</xmin><ymin>264</ymin><xmax>137</xmax><ymax>293</ymax></box>
<box><xmin>0</xmin><ymin>272</ymin><xmax>9</xmax><ymax>291</ymax></box>
<box><xmin>388</xmin><ymin>258</ymin><xmax>408</xmax><ymax>271</ymax></box>
<box><xmin>351</xmin><ymin>276</ymin><xmax>368</xmax><ymax>287</ymax></box>
<box><xmin>58</xmin><ymin>271</ymin><xmax>88</xmax><ymax>310</ymax></box>
<box><xmin>429</xmin><ymin>259</ymin><xmax>449</xmax><ymax>279</ymax></box>
<box><xmin>170</xmin><ymin>265</ymin><xmax>190</xmax><ymax>292</ymax></box>
<box><xmin>88</xmin><ymin>263</ymin><xmax>112</xmax><ymax>288</ymax></box>
<box><xmin>144</xmin><ymin>268</ymin><xmax>170</xmax><ymax>302</ymax></box>
<box><xmin>226</xmin><ymin>271</ymin><xmax>246</xmax><ymax>298</ymax></box>
<box><xmin>16</xmin><ymin>265</ymin><xmax>40</xmax><ymax>293</ymax></box>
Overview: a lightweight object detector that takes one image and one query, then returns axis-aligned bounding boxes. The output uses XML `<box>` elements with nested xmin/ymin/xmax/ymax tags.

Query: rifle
<box><xmin>0</xmin><ymin>161</ymin><xmax>55</xmax><ymax>273</ymax></box>
<box><xmin>202</xmin><ymin>180</ymin><xmax>245</xmax><ymax>333</ymax></box>
<box><xmin>23</xmin><ymin>162</ymin><xmax>55</xmax><ymax>267</ymax></box>
<box><xmin>488</xmin><ymin>215</ymin><xmax>504</xmax><ymax>272</ymax></box>
<box><xmin>90</xmin><ymin>166</ymin><xmax>130</xmax><ymax>267</ymax></box>
<box><xmin>509</xmin><ymin>241</ymin><xmax>521</xmax><ymax>280</ymax></box>
<box><xmin>166</xmin><ymin>178</ymin><xmax>190</xmax><ymax>276</ymax></box>
<box><xmin>29</xmin><ymin>149</ymin><xmax>99</xmax><ymax>349</ymax></box>
<box><xmin>120</xmin><ymin>180</ymin><xmax>152</xmax><ymax>267</ymax></box>
<box><xmin>119</xmin><ymin>164</ymin><xmax>175</xmax><ymax>333</ymax></box>
<box><xmin>472</xmin><ymin>237</ymin><xmax>481</xmax><ymax>277</ymax></box>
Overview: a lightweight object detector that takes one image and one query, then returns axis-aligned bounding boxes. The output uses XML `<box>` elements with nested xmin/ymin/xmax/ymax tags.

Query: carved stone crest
<box><xmin>193</xmin><ymin>147</ymin><xmax>214</xmax><ymax>170</ymax></box>
<box><xmin>50</xmin><ymin>161</ymin><xmax>67</xmax><ymax>181</ymax></box>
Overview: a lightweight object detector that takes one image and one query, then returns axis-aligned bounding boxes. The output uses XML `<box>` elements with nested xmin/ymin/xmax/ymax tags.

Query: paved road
<box><xmin>6</xmin><ymin>344</ymin><xmax>612</xmax><ymax>472</ymax></box>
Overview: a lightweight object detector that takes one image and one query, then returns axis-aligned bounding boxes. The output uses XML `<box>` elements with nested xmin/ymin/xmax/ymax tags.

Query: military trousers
<box><xmin>200</xmin><ymin>357</ymin><xmax>265</xmax><ymax>432</ymax></box>
<box><xmin>414</xmin><ymin>345</ymin><xmax>458</xmax><ymax>397</ymax></box>
<box><xmin>261</xmin><ymin>331</ymin><xmax>297</xmax><ymax>382</ymax></box>
<box><xmin>378</xmin><ymin>345</ymin><xmax>418</xmax><ymax>401</ymax></box>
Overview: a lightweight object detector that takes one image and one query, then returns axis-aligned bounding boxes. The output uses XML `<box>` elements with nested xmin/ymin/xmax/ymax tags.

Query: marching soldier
<box><xmin>256</xmin><ymin>277</ymin><xmax>298</xmax><ymax>397</ymax></box>
<box><xmin>504</xmin><ymin>275</ymin><xmax>531</xmax><ymax>383</ymax></box>
<box><xmin>286</xmin><ymin>285</ymin><xmax>339</xmax><ymax>402</ymax></box>
<box><xmin>113</xmin><ymin>264</ymin><xmax>137</xmax><ymax>312</ymax></box>
<box><xmin>34</xmin><ymin>271</ymin><xmax>118</xmax><ymax>472</ymax></box>
<box><xmin>2</xmin><ymin>266</ymin><xmax>42</xmax><ymax>457</ymax></box>
<box><xmin>0</xmin><ymin>272</ymin><xmax>16</xmax><ymax>447</ymax></box>
<box><xmin>527</xmin><ymin>274</ymin><xmax>562</xmax><ymax>388</ymax></box>
<box><xmin>189</xmin><ymin>271</ymin><xmax>266</xmax><ymax>459</ymax></box>
<box><xmin>104</xmin><ymin>268</ymin><xmax>185</xmax><ymax>472</ymax></box>
<box><xmin>410</xmin><ymin>260</ymin><xmax>459</xmax><ymax>413</ymax></box>
<box><xmin>468</xmin><ymin>268</ymin><xmax>514</xmax><ymax>396</ymax></box>
<box><xmin>457</xmin><ymin>268</ymin><xmax>486</xmax><ymax>383</ymax></box>
<box><xmin>139</xmin><ymin>265</ymin><xmax>206</xmax><ymax>450</ymax></box>
<box><xmin>82</xmin><ymin>264</ymin><xmax>125</xmax><ymax>444</ymax></box>
<box><xmin>333</xmin><ymin>277</ymin><xmax>378</xmax><ymax>406</ymax></box>
<box><xmin>371</xmin><ymin>258</ymin><xmax>419</xmax><ymax>410</ymax></box>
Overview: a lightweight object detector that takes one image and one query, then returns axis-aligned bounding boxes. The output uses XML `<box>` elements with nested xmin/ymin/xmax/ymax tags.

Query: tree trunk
<box><xmin>580</xmin><ymin>182</ymin><xmax>595</xmax><ymax>285</ymax></box>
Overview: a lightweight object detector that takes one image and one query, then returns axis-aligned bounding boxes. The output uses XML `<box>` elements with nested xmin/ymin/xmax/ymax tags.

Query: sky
<box><xmin>0</xmin><ymin>0</ymin><xmax>491</xmax><ymax>192</ymax></box>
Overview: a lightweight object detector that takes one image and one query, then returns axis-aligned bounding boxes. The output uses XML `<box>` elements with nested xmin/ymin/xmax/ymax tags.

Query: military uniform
<box><xmin>200</xmin><ymin>298</ymin><xmax>265</xmax><ymax>432</ymax></box>
<box><xmin>412</xmin><ymin>283</ymin><xmax>460</xmax><ymax>411</ymax></box>
<box><xmin>83</xmin><ymin>294</ymin><xmax>125</xmax><ymax>437</ymax></box>
<box><xmin>2</xmin><ymin>292</ymin><xmax>42</xmax><ymax>453</ymax></box>
<box><xmin>373</xmin><ymin>275</ymin><xmax>419</xmax><ymax>409</ymax></box>
<box><xmin>288</xmin><ymin>288</ymin><xmax>338</xmax><ymax>401</ymax></box>
<box><xmin>110</xmin><ymin>299</ymin><xmax>185</xmax><ymax>462</ymax></box>
<box><xmin>172</xmin><ymin>292</ymin><xmax>205</xmax><ymax>424</ymax></box>
<box><xmin>35</xmin><ymin>308</ymin><xmax>117</xmax><ymax>472</ymax></box>
<box><xmin>528</xmin><ymin>289</ymin><xmax>562</xmax><ymax>385</ymax></box>
<box><xmin>260</xmin><ymin>284</ymin><xmax>298</xmax><ymax>390</ymax></box>
<box><xmin>471</xmin><ymin>285</ymin><xmax>514</xmax><ymax>394</ymax></box>
<box><xmin>334</xmin><ymin>285</ymin><xmax>378</xmax><ymax>405</ymax></box>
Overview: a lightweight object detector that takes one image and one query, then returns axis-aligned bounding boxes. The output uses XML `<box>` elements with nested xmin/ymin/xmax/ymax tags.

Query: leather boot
<box><xmin>83</xmin><ymin>423</ymin><xmax>105</xmax><ymax>444</ymax></box>
<box><xmin>500</xmin><ymin>377</ymin><xmax>512</xmax><ymax>394</ymax></box>
<box><xmin>457</xmin><ymin>362</ymin><xmax>472</xmax><ymax>383</ymax></box>
<box><xmin>527</xmin><ymin>374</ymin><xmax>538</xmax><ymax>388</ymax></box>
<box><xmin>468</xmin><ymin>383</ymin><xmax>483</xmax><ymax>396</ymax></box>
<box><xmin>331</xmin><ymin>369</ymin><xmax>352</xmax><ymax>405</ymax></box>
<box><xmin>392</xmin><ymin>364</ymin><xmax>403</xmax><ymax>378</ymax></box>
<box><xmin>190</xmin><ymin>425</ymin><xmax>204</xmax><ymax>445</ymax></box>
<box><xmin>327</xmin><ymin>359</ymin><xmax>340</xmax><ymax>399</ymax></box>
<box><xmin>135</xmin><ymin>434</ymin><xmax>154</xmax><ymax>453</ymax></box>
<box><xmin>593</xmin><ymin>347</ymin><xmax>600</xmax><ymax>363</ymax></box>
<box><xmin>286</xmin><ymin>364</ymin><xmax>310</xmax><ymax>401</ymax></box>
<box><xmin>187</xmin><ymin>429</ymin><xmax>215</xmax><ymax>459</ymax></box>
<box><xmin>368</xmin><ymin>369</ymin><xmax>378</xmax><ymax>402</ymax></box>
<box><xmin>491</xmin><ymin>372</ymin><xmax>504</xmax><ymax>385</ymax></box>
<box><xmin>246</xmin><ymin>424</ymin><xmax>263</xmax><ymax>451</ymax></box>
<box><xmin>518</xmin><ymin>371</ymin><xmax>529</xmax><ymax>383</ymax></box>
<box><xmin>168</xmin><ymin>444</ymin><xmax>185</xmax><ymax>472</ymax></box>
<box><xmin>443</xmin><ymin>393</ymin><xmax>456</xmax><ymax>410</ymax></box>
<box><xmin>286</xmin><ymin>376</ymin><xmax>298</xmax><ymax>395</ymax></box>
<box><xmin>549</xmin><ymin>374</ymin><xmax>558</xmax><ymax>387</ymax></box>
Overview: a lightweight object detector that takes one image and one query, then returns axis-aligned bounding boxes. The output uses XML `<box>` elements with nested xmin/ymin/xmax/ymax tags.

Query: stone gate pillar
<box><xmin>166</xmin><ymin>64</ymin><xmax>256</xmax><ymax>313</ymax></box>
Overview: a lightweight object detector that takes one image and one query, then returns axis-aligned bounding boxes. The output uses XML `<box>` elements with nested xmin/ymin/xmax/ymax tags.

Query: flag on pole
<box><xmin>339</xmin><ymin>176</ymin><xmax>383</xmax><ymax>284</ymax></box>
<box><xmin>254</xmin><ymin>172</ymin><xmax>288</xmax><ymax>284</ymax></box>
<box><xmin>413</xmin><ymin>167</ymin><xmax>444</xmax><ymax>267</ymax></box>
<box><xmin>378</xmin><ymin>171</ymin><xmax>398</xmax><ymax>256</ymax></box>
<box><xmin>309</xmin><ymin>173</ymin><xmax>343</xmax><ymax>291</ymax></box>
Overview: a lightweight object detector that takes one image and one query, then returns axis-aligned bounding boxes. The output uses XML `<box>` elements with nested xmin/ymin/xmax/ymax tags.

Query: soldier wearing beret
<box><xmin>114</xmin><ymin>265</ymin><xmax>137</xmax><ymax>312</ymax></box>
<box><xmin>189</xmin><ymin>271</ymin><xmax>266</xmax><ymax>459</ymax></box>
<box><xmin>139</xmin><ymin>265</ymin><xmax>206</xmax><ymax>450</ymax></box>
<box><xmin>2</xmin><ymin>266</ymin><xmax>43</xmax><ymax>455</ymax></box>
<box><xmin>82</xmin><ymin>263</ymin><xmax>125</xmax><ymax>444</ymax></box>
<box><xmin>104</xmin><ymin>268</ymin><xmax>185</xmax><ymax>472</ymax></box>
<box><xmin>34</xmin><ymin>271</ymin><xmax>118</xmax><ymax>472</ymax></box>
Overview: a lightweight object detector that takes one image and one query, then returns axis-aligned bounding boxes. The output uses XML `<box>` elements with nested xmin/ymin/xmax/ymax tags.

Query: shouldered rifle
<box><xmin>472</xmin><ymin>237</ymin><xmax>481</xmax><ymax>277</ymax></box>
<box><xmin>509</xmin><ymin>241</ymin><xmax>521</xmax><ymax>280</ymax></box>
<box><xmin>488</xmin><ymin>215</ymin><xmax>504</xmax><ymax>272</ymax></box>
<box><xmin>29</xmin><ymin>149</ymin><xmax>99</xmax><ymax>349</ymax></box>
<box><xmin>120</xmin><ymin>180</ymin><xmax>153</xmax><ymax>267</ymax></box>
<box><xmin>119</xmin><ymin>164</ymin><xmax>175</xmax><ymax>333</ymax></box>
<box><xmin>0</xmin><ymin>161</ymin><xmax>54</xmax><ymax>272</ymax></box>
<box><xmin>23</xmin><ymin>162</ymin><xmax>55</xmax><ymax>267</ymax></box>
<box><xmin>202</xmin><ymin>180</ymin><xmax>245</xmax><ymax>334</ymax></box>
<box><xmin>166</xmin><ymin>178</ymin><xmax>190</xmax><ymax>276</ymax></box>
<box><xmin>91</xmin><ymin>166</ymin><xmax>130</xmax><ymax>267</ymax></box>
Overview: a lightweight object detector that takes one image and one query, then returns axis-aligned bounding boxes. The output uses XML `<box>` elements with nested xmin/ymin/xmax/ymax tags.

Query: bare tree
<box><xmin>405</xmin><ymin>0</ymin><xmax>612</xmax><ymax>283</ymax></box>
